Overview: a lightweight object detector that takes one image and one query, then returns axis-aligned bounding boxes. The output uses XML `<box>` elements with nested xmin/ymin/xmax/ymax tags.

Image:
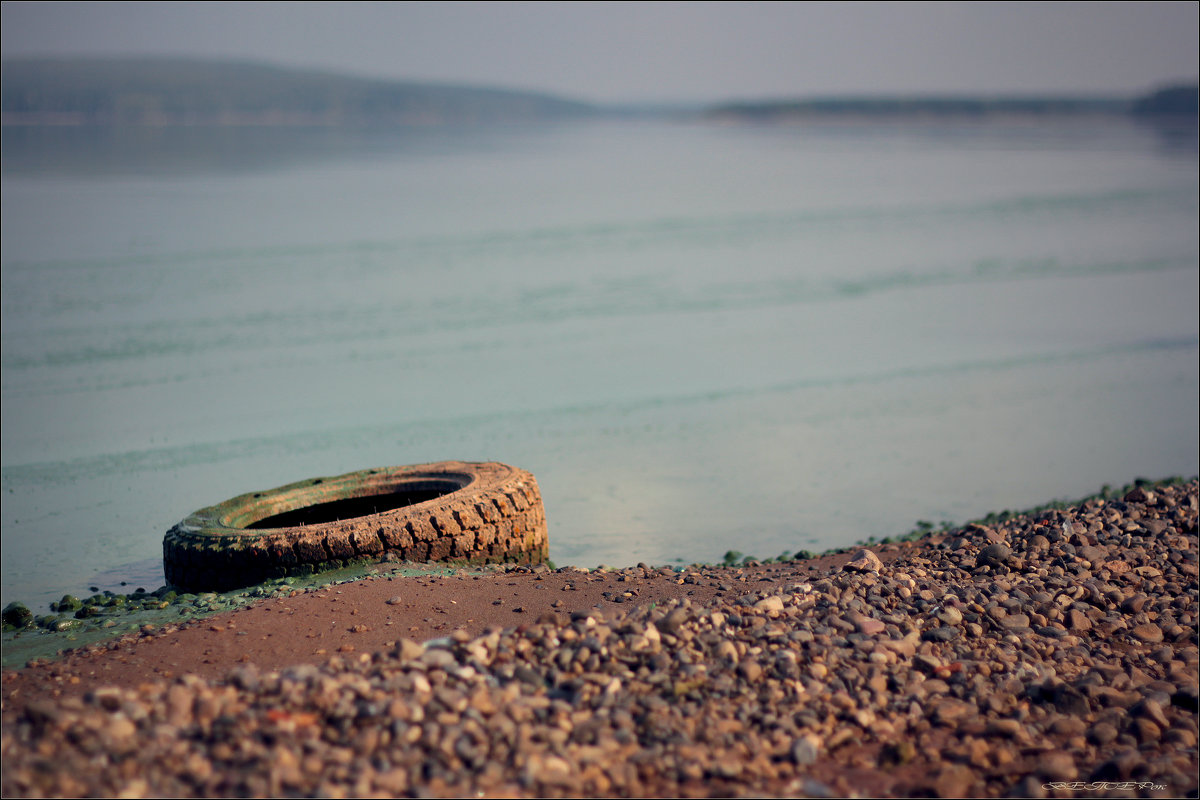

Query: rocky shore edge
<box><xmin>2</xmin><ymin>480</ymin><xmax>1197</xmax><ymax>798</ymax></box>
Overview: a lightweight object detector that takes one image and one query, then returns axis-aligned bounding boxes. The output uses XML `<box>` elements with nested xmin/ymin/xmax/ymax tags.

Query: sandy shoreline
<box><xmin>3</xmin><ymin>480</ymin><xmax>1197</xmax><ymax>797</ymax></box>
<box><xmin>0</xmin><ymin>550</ymin><xmax>861</xmax><ymax>707</ymax></box>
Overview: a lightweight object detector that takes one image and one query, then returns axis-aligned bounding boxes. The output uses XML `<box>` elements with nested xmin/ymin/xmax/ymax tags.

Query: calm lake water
<box><xmin>2</xmin><ymin>117</ymin><xmax>1198</xmax><ymax>609</ymax></box>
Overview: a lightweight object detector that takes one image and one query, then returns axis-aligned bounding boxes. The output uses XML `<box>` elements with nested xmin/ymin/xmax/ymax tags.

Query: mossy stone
<box><xmin>2</xmin><ymin>602</ymin><xmax>33</xmax><ymax>629</ymax></box>
<box><xmin>54</xmin><ymin>595</ymin><xmax>83</xmax><ymax>612</ymax></box>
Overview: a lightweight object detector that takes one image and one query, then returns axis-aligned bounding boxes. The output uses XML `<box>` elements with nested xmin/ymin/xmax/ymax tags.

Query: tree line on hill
<box><xmin>1</xmin><ymin>57</ymin><xmax>1195</xmax><ymax>127</ymax></box>
<box><xmin>0</xmin><ymin>57</ymin><xmax>596</xmax><ymax>126</ymax></box>
<box><xmin>706</xmin><ymin>84</ymin><xmax>1198</xmax><ymax>123</ymax></box>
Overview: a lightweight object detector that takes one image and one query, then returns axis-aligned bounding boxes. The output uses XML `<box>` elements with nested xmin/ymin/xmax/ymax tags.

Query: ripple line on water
<box><xmin>3</xmin><ymin>183</ymin><xmax>1192</xmax><ymax>275</ymax></box>
<box><xmin>4</xmin><ymin>334</ymin><xmax>1195</xmax><ymax>489</ymax></box>
<box><xmin>3</xmin><ymin>252</ymin><xmax>1194</xmax><ymax>376</ymax></box>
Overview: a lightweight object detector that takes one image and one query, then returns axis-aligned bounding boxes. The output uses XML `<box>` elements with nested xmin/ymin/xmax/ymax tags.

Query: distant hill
<box><xmin>705</xmin><ymin>85</ymin><xmax>1198</xmax><ymax>123</ymax></box>
<box><xmin>1131</xmin><ymin>84</ymin><xmax>1200</xmax><ymax>117</ymax></box>
<box><xmin>3</xmin><ymin>58</ymin><xmax>1194</xmax><ymax>129</ymax></box>
<box><xmin>0</xmin><ymin>57</ymin><xmax>596</xmax><ymax>126</ymax></box>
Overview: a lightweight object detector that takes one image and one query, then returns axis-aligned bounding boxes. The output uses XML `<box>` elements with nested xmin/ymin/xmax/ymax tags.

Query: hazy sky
<box><xmin>2</xmin><ymin>1</ymin><xmax>1197</xmax><ymax>104</ymax></box>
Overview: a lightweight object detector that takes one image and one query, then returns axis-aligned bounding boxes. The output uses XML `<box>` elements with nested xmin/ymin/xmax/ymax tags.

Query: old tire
<box><xmin>163</xmin><ymin>461</ymin><xmax>548</xmax><ymax>592</ymax></box>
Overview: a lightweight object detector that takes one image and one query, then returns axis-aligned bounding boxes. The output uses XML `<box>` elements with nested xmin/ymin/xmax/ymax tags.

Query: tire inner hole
<box><xmin>245</xmin><ymin>483</ymin><xmax>458</xmax><ymax>529</ymax></box>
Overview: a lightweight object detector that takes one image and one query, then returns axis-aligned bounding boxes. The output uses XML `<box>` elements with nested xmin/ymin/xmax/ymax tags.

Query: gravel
<box><xmin>2</xmin><ymin>481</ymin><xmax>1196</xmax><ymax>798</ymax></box>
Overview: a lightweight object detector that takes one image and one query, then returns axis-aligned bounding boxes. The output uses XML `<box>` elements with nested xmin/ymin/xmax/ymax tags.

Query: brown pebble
<box><xmin>930</xmin><ymin>764</ymin><xmax>974</xmax><ymax>798</ymax></box>
<box><xmin>1049</xmin><ymin>717</ymin><xmax>1087</xmax><ymax>738</ymax></box>
<box><xmin>1132</xmin><ymin>697</ymin><xmax>1170</xmax><ymax>728</ymax></box>
<box><xmin>984</xmin><ymin>718</ymin><xmax>1022</xmax><ymax>738</ymax></box>
<box><xmin>1093</xmin><ymin>750</ymin><xmax>1145</xmax><ymax>781</ymax></box>
<box><xmin>1087</xmin><ymin>722</ymin><xmax>1120</xmax><ymax>746</ymax></box>
<box><xmin>976</xmin><ymin>543</ymin><xmax>1012</xmax><ymax>568</ymax></box>
<box><xmin>738</xmin><ymin>661</ymin><xmax>762</xmax><ymax>682</ymax></box>
<box><xmin>1122</xmin><ymin>594</ymin><xmax>1150</xmax><ymax>614</ymax></box>
<box><xmin>843</xmin><ymin>548</ymin><xmax>883</xmax><ymax>573</ymax></box>
<box><xmin>1036</xmin><ymin>752</ymin><xmax>1077</xmax><ymax>781</ymax></box>
<box><xmin>1131</xmin><ymin>622</ymin><xmax>1164</xmax><ymax>643</ymax></box>
<box><xmin>1130</xmin><ymin>717</ymin><xmax>1162</xmax><ymax>743</ymax></box>
<box><xmin>1066</xmin><ymin>609</ymin><xmax>1092</xmax><ymax>632</ymax></box>
<box><xmin>854</xmin><ymin>615</ymin><xmax>886</xmax><ymax>635</ymax></box>
<box><xmin>930</xmin><ymin>698</ymin><xmax>972</xmax><ymax>725</ymax></box>
<box><xmin>999</xmin><ymin>613</ymin><xmax>1030</xmax><ymax>630</ymax></box>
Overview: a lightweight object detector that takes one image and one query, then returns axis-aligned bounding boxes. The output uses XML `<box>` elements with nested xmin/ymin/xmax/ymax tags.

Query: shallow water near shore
<box><xmin>3</xmin><ymin>117</ymin><xmax>1198</xmax><ymax>610</ymax></box>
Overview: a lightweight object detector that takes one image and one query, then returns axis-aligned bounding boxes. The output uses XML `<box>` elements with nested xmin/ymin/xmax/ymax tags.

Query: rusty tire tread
<box><xmin>163</xmin><ymin>461</ymin><xmax>548</xmax><ymax>592</ymax></box>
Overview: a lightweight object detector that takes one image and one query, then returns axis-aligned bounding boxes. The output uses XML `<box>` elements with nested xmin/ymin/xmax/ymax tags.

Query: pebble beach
<box><xmin>2</xmin><ymin>480</ymin><xmax>1197</xmax><ymax>798</ymax></box>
